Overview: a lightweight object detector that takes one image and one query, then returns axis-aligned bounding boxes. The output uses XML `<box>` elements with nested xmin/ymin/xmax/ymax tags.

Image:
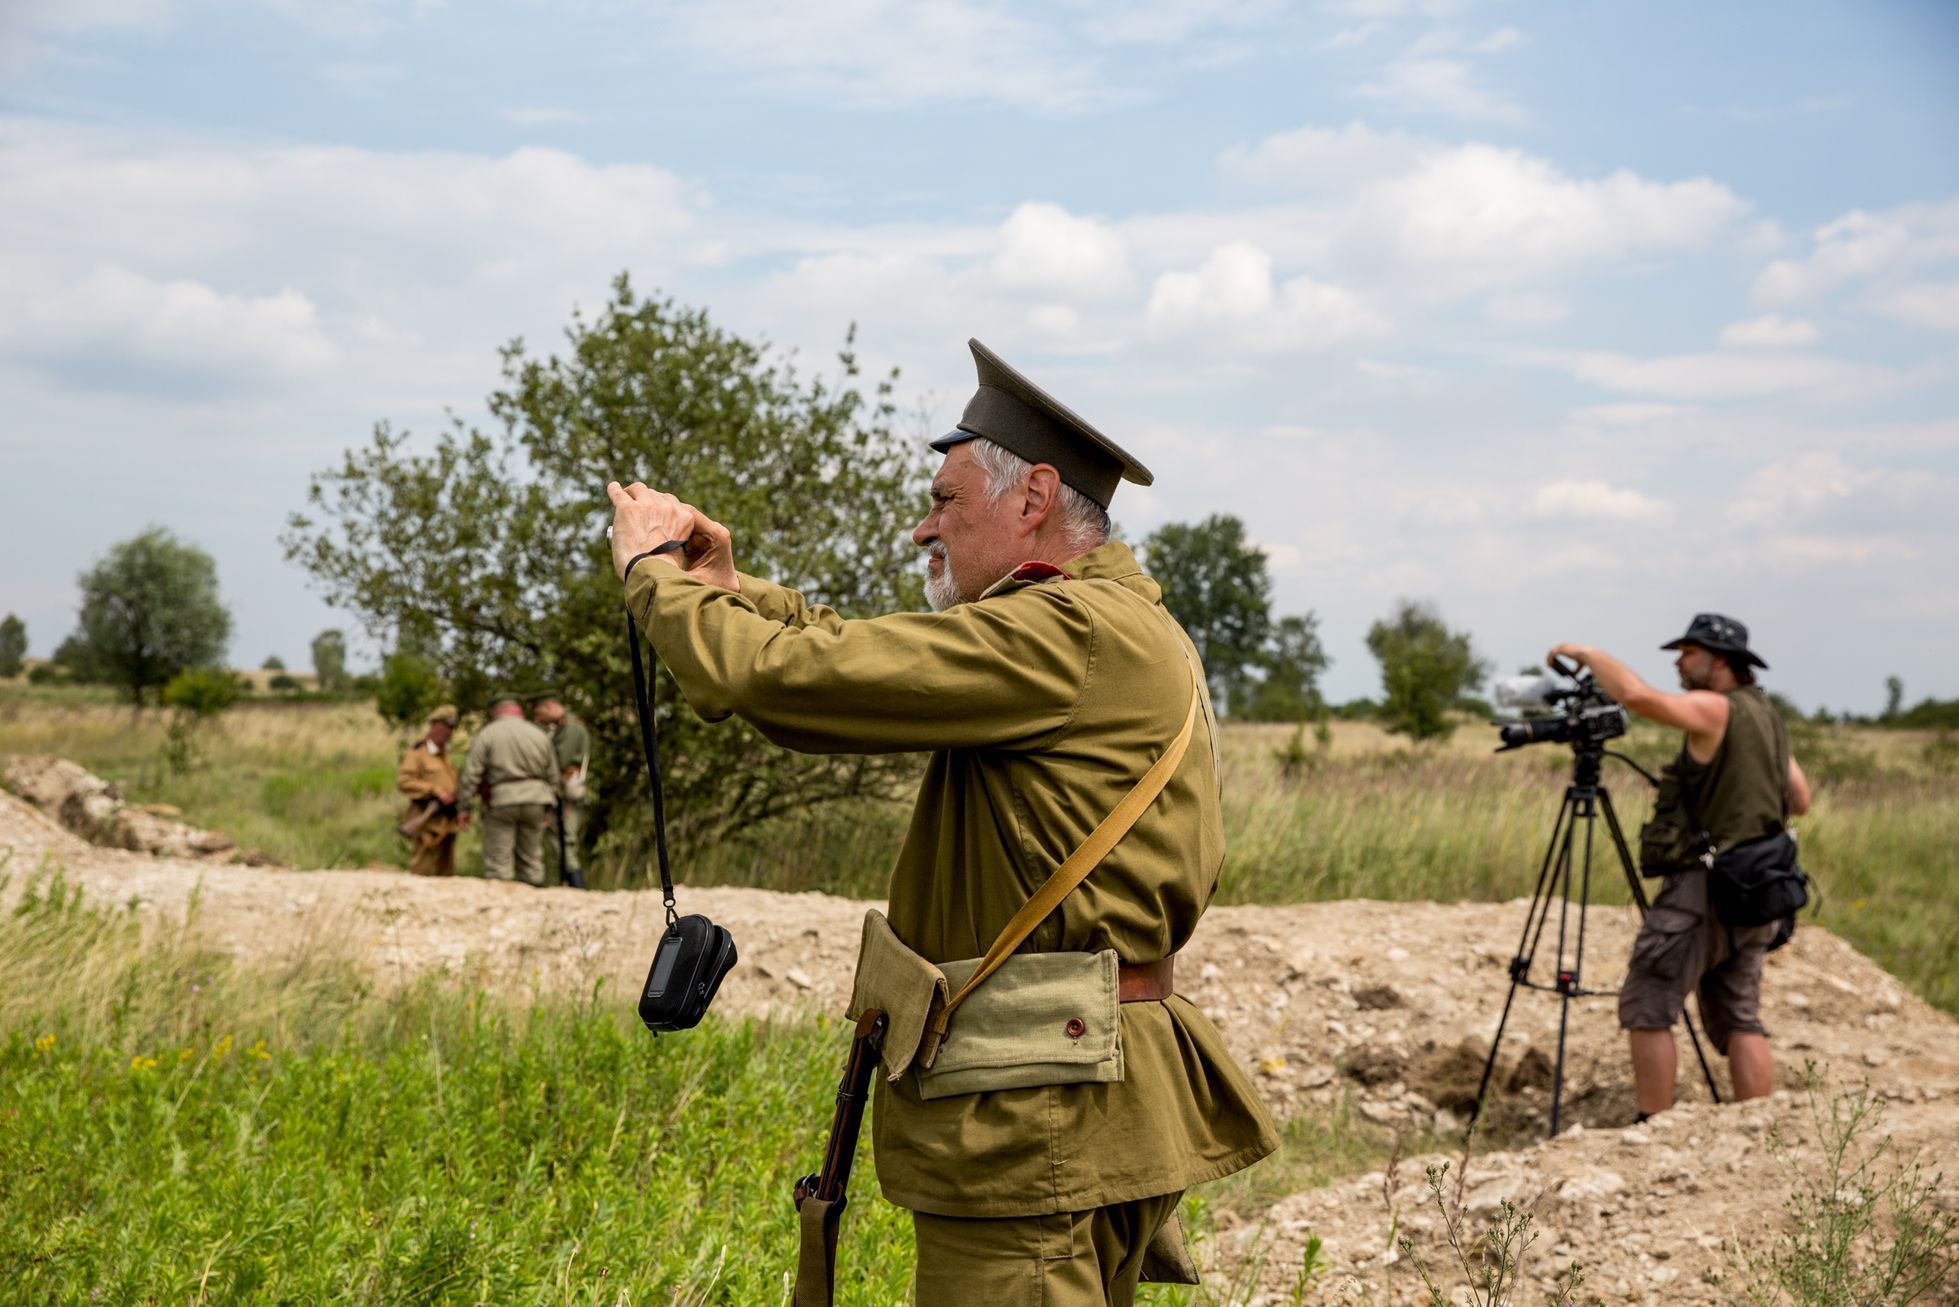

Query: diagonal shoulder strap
<box><xmin>929</xmin><ymin>649</ymin><xmax>1201</xmax><ymax>1041</ymax></box>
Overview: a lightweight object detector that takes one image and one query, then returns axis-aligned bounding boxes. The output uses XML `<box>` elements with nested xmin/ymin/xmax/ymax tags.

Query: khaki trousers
<box><xmin>408</xmin><ymin>829</ymin><xmax>454</xmax><ymax>877</ymax></box>
<box><xmin>549</xmin><ymin>799</ymin><xmax>583</xmax><ymax>881</ymax></box>
<box><xmin>481</xmin><ymin>804</ymin><xmax>550</xmax><ymax>887</ymax></box>
<box><xmin>912</xmin><ymin>1192</ymin><xmax>1185</xmax><ymax>1307</ymax></box>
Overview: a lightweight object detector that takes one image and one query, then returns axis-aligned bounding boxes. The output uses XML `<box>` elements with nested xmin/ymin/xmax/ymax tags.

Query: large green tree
<box><xmin>1364</xmin><ymin>599</ymin><xmax>1490</xmax><ymax>742</ymax></box>
<box><xmin>71</xmin><ymin>528</ymin><xmax>233</xmax><ymax>706</ymax></box>
<box><xmin>284</xmin><ymin>276</ymin><xmax>930</xmax><ymax>864</ymax></box>
<box><xmin>1235</xmin><ymin>613</ymin><xmax>1331</xmax><ymax>722</ymax></box>
<box><xmin>1143</xmin><ymin>514</ymin><xmax>1273</xmax><ymax>707</ymax></box>
<box><xmin>0</xmin><ymin>613</ymin><xmax>25</xmax><ymax>678</ymax></box>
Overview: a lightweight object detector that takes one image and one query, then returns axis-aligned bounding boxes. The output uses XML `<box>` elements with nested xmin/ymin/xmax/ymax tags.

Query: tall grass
<box><xmin>4</xmin><ymin>687</ymin><xmax>1954</xmax><ymax>1016</ymax></box>
<box><xmin>0</xmin><ymin>869</ymin><xmax>911</xmax><ymax>1302</ymax></box>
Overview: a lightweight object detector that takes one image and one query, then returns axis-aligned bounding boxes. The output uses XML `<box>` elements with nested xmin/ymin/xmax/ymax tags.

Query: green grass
<box><xmin>0</xmin><ymin>869</ymin><xmax>911</xmax><ymax>1303</ymax></box>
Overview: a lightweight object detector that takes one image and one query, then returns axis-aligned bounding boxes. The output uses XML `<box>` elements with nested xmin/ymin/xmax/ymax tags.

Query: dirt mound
<box><xmin>1</xmin><ymin>754</ymin><xmax>240</xmax><ymax>860</ymax></box>
<box><xmin>3</xmin><ymin>782</ymin><xmax>1955</xmax><ymax>1302</ymax></box>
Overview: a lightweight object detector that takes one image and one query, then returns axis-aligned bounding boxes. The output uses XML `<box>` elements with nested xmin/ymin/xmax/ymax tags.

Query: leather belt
<box><xmin>1117</xmin><ymin>956</ymin><xmax>1175</xmax><ymax>1003</ymax></box>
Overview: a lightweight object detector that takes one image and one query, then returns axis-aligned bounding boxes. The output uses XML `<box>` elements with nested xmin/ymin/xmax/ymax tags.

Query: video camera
<box><xmin>1489</xmin><ymin>657</ymin><xmax>1628</xmax><ymax>753</ymax></box>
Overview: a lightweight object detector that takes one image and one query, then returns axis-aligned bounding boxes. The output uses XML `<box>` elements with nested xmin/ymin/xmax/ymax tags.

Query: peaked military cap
<box><xmin>930</xmin><ymin>338</ymin><xmax>1152</xmax><ymax>509</ymax></box>
<box><xmin>1661</xmin><ymin>612</ymin><xmax>1768</xmax><ymax>670</ymax></box>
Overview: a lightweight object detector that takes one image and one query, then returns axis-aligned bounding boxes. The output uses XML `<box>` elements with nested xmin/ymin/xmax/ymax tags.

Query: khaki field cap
<box><xmin>426</xmin><ymin>703</ymin><xmax>459</xmax><ymax>726</ymax></box>
<box><xmin>931</xmin><ymin>338</ymin><xmax>1153</xmax><ymax>509</ymax></box>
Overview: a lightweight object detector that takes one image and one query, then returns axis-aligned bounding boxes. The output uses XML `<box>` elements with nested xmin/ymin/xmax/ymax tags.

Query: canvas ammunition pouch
<box><xmin>848</xmin><ymin>913</ymin><xmax>1127</xmax><ymax>1099</ymax></box>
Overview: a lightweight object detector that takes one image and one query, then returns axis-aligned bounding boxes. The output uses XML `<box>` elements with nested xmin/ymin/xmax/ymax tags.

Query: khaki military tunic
<box><xmin>395</xmin><ymin>738</ymin><xmax>459</xmax><ymax>877</ymax></box>
<box><xmin>458</xmin><ymin>715</ymin><xmax>559</xmax><ymax>886</ymax></box>
<box><xmin>627</xmin><ymin>541</ymin><xmax>1277</xmax><ymax>1219</ymax></box>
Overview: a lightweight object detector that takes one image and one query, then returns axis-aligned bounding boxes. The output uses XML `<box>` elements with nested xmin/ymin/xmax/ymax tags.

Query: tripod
<box><xmin>1467</xmin><ymin>738</ymin><xmax>1720</xmax><ymax>1138</ymax></box>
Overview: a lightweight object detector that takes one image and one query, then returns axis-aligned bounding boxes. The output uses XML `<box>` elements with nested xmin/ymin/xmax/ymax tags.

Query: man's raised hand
<box><xmin>606</xmin><ymin>481</ymin><xmax>739</xmax><ymax>590</ymax></box>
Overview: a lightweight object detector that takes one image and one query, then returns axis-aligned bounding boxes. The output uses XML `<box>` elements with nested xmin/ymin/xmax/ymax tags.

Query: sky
<box><xmin>2</xmin><ymin>0</ymin><xmax>1956</xmax><ymax>716</ymax></box>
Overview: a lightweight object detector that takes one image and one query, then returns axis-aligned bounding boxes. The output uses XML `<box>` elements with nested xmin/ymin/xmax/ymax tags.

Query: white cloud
<box><xmin>1364</xmin><ymin>145</ymin><xmax>1745</xmax><ymax>290</ymax></box>
<box><xmin>1361</xmin><ymin>57</ymin><xmax>1524</xmax><ymax>124</ymax></box>
<box><xmin>1719</xmin><ymin>314</ymin><xmax>1820</xmax><ymax>348</ymax></box>
<box><xmin>1555</xmin><ymin>350</ymin><xmax>1895</xmax><ymax>401</ymax></box>
<box><xmin>1486</xmin><ymin>291</ymin><xmax>1567</xmax><ymax>326</ymax></box>
<box><xmin>1749</xmin><ymin>201</ymin><xmax>1959</xmax><ymax>309</ymax></box>
<box><xmin>1469</xmin><ymin>26</ymin><xmax>1522</xmax><ymax>53</ymax></box>
<box><xmin>7</xmin><ymin>266</ymin><xmax>335</xmax><ymax>386</ymax></box>
<box><xmin>1530</xmin><ymin>479</ymin><xmax>1670</xmax><ymax>523</ymax></box>
<box><xmin>1762</xmin><ymin>533</ymin><xmax>1916</xmax><ymax>565</ymax></box>
<box><xmin>1732</xmin><ymin>451</ymin><xmax>1896</xmax><ymax>524</ymax></box>
<box><xmin>1568</xmin><ymin>402</ymin><xmax>1692</xmax><ymax>427</ymax></box>
<box><xmin>1752</xmin><ymin>210</ymin><xmax>1911</xmax><ymax>306</ymax></box>
<box><xmin>991</xmin><ymin>202</ymin><xmax>1131</xmax><ymax>298</ymax></box>
<box><xmin>1144</xmin><ymin>240</ymin><xmax>1390</xmax><ymax>350</ymax></box>
<box><xmin>1220</xmin><ymin>120</ymin><xmax>1427</xmax><ymax>189</ymax></box>
<box><xmin>1874</xmin><ymin>280</ymin><xmax>1959</xmax><ymax>331</ymax></box>
<box><xmin>674</xmin><ymin>0</ymin><xmax>1117</xmax><ymax>112</ymax></box>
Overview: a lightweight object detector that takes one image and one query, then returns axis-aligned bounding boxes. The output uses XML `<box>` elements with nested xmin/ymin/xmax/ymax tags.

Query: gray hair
<box><xmin>966</xmin><ymin>437</ymin><xmax>1111</xmax><ymax>555</ymax></box>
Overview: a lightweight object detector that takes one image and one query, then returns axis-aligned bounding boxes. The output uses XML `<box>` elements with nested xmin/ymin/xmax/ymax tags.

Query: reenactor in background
<box><xmin>1550</xmin><ymin>614</ymin><xmax>1811</xmax><ymax>1120</ymax></box>
<box><xmin>394</xmin><ymin>703</ymin><xmax>462</xmax><ymax>876</ymax></box>
<box><xmin>606</xmin><ymin>340</ymin><xmax>1276</xmax><ymax>1304</ymax></box>
<box><xmin>457</xmin><ymin>693</ymin><xmax>559</xmax><ymax>887</ymax></box>
<box><xmin>531</xmin><ymin>694</ymin><xmax>591</xmax><ymax>888</ymax></box>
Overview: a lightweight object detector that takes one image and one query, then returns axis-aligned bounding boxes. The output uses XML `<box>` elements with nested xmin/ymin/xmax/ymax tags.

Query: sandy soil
<box><xmin>4</xmin><ymin>781</ymin><xmax>1955</xmax><ymax>1304</ymax></box>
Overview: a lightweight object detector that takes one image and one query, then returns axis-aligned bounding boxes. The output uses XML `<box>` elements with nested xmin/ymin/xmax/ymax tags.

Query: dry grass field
<box><xmin>2</xmin><ymin>682</ymin><xmax>1954</xmax><ymax>1014</ymax></box>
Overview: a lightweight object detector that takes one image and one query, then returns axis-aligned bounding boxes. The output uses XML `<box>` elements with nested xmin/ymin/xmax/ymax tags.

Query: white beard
<box><xmin>924</xmin><ymin>546</ymin><xmax>961</xmax><ymax>612</ymax></box>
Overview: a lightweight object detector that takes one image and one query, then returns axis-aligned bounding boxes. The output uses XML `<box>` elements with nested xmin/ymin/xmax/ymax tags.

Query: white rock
<box><xmin>785</xmin><ymin>967</ymin><xmax>814</xmax><ymax>991</ymax></box>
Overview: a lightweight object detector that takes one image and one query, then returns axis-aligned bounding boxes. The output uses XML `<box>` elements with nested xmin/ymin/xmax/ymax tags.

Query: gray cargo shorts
<box><xmin>1619</xmin><ymin>868</ymin><xmax>1778</xmax><ymax>1054</ymax></box>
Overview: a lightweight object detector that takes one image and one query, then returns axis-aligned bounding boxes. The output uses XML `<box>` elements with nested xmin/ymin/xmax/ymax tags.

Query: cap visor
<box><xmin>929</xmin><ymin>427</ymin><xmax>979</xmax><ymax>453</ymax></box>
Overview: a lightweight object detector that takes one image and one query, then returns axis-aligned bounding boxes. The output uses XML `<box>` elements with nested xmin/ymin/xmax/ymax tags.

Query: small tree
<box><xmin>1143</xmin><ymin>514</ymin><xmax>1274</xmax><ymax>709</ymax></box>
<box><xmin>262</xmin><ymin>655</ymin><xmax>286</xmax><ymax>671</ymax></box>
<box><xmin>311</xmin><ymin>629</ymin><xmax>348</xmax><ymax>691</ymax></box>
<box><xmin>74</xmin><ymin>528</ymin><xmax>233</xmax><ymax>706</ymax></box>
<box><xmin>375</xmin><ymin>651</ymin><xmax>442</xmax><ymax>730</ymax></box>
<box><xmin>0</xmin><ymin>613</ymin><xmax>26</xmax><ymax>678</ymax></box>
<box><xmin>283</xmin><ymin>276</ymin><xmax>931</xmax><ymax>862</ymax></box>
<box><xmin>161</xmin><ymin>666</ymin><xmax>243</xmax><ymax>771</ymax></box>
<box><xmin>1884</xmin><ymin>675</ymin><xmax>1904</xmax><ymax>724</ymax></box>
<box><xmin>1365</xmin><ymin>600</ymin><xmax>1490</xmax><ymax>742</ymax></box>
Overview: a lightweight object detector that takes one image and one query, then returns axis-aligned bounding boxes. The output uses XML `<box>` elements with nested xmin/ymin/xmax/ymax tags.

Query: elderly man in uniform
<box><xmin>457</xmin><ymin>693</ymin><xmax>559</xmax><ymax>887</ymax></box>
<box><xmin>531</xmin><ymin>693</ymin><xmax>591</xmax><ymax>888</ymax></box>
<box><xmin>606</xmin><ymin>340</ymin><xmax>1276</xmax><ymax>1304</ymax></box>
<box><xmin>395</xmin><ymin>703</ymin><xmax>463</xmax><ymax>876</ymax></box>
<box><xmin>1549</xmin><ymin>614</ymin><xmax>1811</xmax><ymax>1120</ymax></box>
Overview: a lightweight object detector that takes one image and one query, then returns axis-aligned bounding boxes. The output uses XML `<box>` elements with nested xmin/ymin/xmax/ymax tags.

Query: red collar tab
<box><xmin>1010</xmin><ymin>561</ymin><xmax>1067</xmax><ymax>583</ymax></box>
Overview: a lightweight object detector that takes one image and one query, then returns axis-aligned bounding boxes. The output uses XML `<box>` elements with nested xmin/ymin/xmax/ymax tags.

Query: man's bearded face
<box><xmin>1675</xmin><ymin>644</ymin><xmax>1718</xmax><ymax>691</ymax></box>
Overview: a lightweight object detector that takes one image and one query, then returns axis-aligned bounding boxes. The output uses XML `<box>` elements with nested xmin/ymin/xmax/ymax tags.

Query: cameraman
<box><xmin>1548</xmin><ymin>614</ymin><xmax>1810</xmax><ymax>1120</ymax></box>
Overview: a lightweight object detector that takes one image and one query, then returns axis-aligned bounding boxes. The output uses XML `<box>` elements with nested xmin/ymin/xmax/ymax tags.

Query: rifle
<box><xmin>792</xmin><ymin>1009</ymin><xmax>885</xmax><ymax>1307</ymax></box>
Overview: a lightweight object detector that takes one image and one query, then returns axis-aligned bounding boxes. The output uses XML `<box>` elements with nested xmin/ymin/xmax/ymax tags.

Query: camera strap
<box><xmin>625</xmin><ymin>609</ymin><xmax>680</xmax><ymax>926</ymax></box>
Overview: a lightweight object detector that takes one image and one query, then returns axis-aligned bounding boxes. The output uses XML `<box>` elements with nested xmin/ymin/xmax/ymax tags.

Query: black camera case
<box><xmin>638</xmin><ymin>913</ymin><xmax>738</xmax><ymax>1032</ymax></box>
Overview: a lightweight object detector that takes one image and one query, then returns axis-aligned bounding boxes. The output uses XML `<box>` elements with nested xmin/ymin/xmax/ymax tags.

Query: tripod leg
<box><xmin>1601</xmin><ymin>787</ymin><xmax>1722</xmax><ymax>1105</ymax></box>
<box><xmin>1469</xmin><ymin>791</ymin><xmax>1573</xmax><ymax>1132</ymax></box>
<box><xmin>1548</xmin><ymin>796</ymin><xmax>1586</xmax><ymax>1137</ymax></box>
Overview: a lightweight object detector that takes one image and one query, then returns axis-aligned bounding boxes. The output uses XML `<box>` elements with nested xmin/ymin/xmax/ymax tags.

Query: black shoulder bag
<box><xmin>626</xmin><ymin>567</ymin><xmax>738</xmax><ymax>1032</ymax></box>
<box><xmin>1679</xmin><ymin>746</ymin><xmax>1809</xmax><ymax>948</ymax></box>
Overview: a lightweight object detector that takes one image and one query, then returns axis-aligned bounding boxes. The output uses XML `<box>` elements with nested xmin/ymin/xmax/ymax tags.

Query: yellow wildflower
<box><xmin>249</xmin><ymin>1039</ymin><xmax>272</xmax><ymax>1062</ymax></box>
<box><xmin>34</xmin><ymin>1034</ymin><xmax>56</xmax><ymax>1055</ymax></box>
<box><xmin>130</xmin><ymin>1055</ymin><xmax>159</xmax><ymax>1072</ymax></box>
<box><xmin>214</xmin><ymin>1034</ymin><xmax>234</xmax><ymax>1058</ymax></box>
<box><xmin>180</xmin><ymin>1046</ymin><xmax>195</xmax><ymax>1063</ymax></box>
